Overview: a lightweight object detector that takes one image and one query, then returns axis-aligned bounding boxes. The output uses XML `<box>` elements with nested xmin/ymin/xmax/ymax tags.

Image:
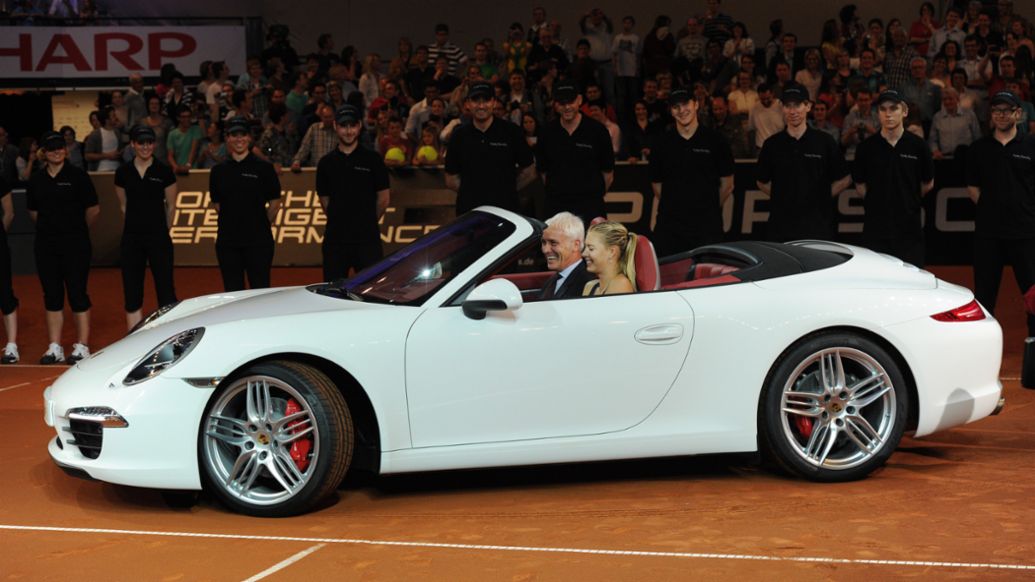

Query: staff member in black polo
<box><xmin>115</xmin><ymin>125</ymin><xmax>178</xmax><ymax>331</ymax></box>
<box><xmin>649</xmin><ymin>87</ymin><xmax>735</xmax><ymax>256</ymax></box>
<box><xmin>536</xmin><ymin>81</ymin><xmax>615</xmax><ymax>223</ymax></box>
<box><xmin>209</xmin><ymin>116</ymin><xmax>283</xmax><ymax>291</ymax></box>
<box><xmin>756</xmin><ymin>83</ymin><xmax>851</xmax><ymax>242</ymax></box>
<box><xmin>316</xmin><ymin>105</ymin><xmax>390</xmax><ymax>282</ymax></box>
<box><xmin>966</xmin><ymin>91</ymin><xmax>1035</xmax><ymax>335</ymax></box>
<box><xmin>445</xmin><ymin>81</ymin><xmax>536</xmax><ymax>216</ymax></box>
<box><xmin>852</xmin><ymin>90</ymin><xmax>934</xmax><ymax>266</ymax></box>
<box><xmin>0</xmin><ymin>175</ymin><xmax>18</xmax><ymax>364</ymax></box>
<box><xmin>26</xmin><ymin>131</ymin><xmax>99</xmax><ymax>364</ymax></box>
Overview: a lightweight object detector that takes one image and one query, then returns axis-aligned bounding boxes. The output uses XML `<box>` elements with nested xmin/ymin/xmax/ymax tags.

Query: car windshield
<box><xmin>335</xmin><ymin>212</ymin><xmax>517</xmax><ymax>306</ymax></box>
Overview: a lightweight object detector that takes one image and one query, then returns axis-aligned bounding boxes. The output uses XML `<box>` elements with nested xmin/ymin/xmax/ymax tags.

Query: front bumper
<box><xmin>44</xmin><ymin>370</ymin><xmax>215</xmax><ymax>490</ymax></box>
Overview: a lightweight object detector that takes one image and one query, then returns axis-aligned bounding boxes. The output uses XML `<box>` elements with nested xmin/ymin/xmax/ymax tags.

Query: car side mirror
<box><xmin>462</xmin><ymin>278</ymin><xmax>523</xmax><ymax>320</ymax></box>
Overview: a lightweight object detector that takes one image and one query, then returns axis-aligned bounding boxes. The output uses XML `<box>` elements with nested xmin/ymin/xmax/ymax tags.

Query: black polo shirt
<box><xmin>209</xmin><ymin>153</ymin><xmax>281</xmax><ymax>246</ymax></box>
<box><xmin>649</xmin><ymin>125</ymin><xmax>735</xmax><ymax>237</ymax></box>
<box><xmin>966</xmin><ymin>134</ymin><xmax>1035</xmax><ymax>239</ymax></box>
<box><xmin>852</xmin><ymin>131</ymin><xmax>934</xmax><ymax>239</ymax></box>
<box><xmin>25</xmin><ymin>162</ymin><xmax>98</xmax><ymax>239</ymax></box>
<box><xmin>536</xmin><ymin>116</ymin><xmax>615</xmax><ymax>214</ymax></box>
<box><xmin>756</xmin><ymin>128</ymin><xmax>848</xmax><ymax>241</ymax></box>
<box><xmin>445</xmin><ymin>118</ymin><xmax>533</xmax><ymax>214</ymax></box>
<box><xmin>114</xmin><ymin>160</ymin><xmax>177</xmax><ymax>236</ymax></box>
<box><xmin>316</xmin><ymin>146</ymin><xmax>389</xmax><ymax>244</ymax></box>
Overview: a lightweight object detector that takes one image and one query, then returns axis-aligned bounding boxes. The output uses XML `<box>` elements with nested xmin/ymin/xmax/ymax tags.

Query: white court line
<box><xmin>0</xmin><ymin>375</ymin><xmax>61</xmax><ymax>393</ymax></box>
<box><xmin>241</xmin><ymin>543</ymin><xmax>325</xmax><ymax>582</ymax></box>
<box><xmin>0</xmin><ymin>524</ymin><xmax>1032</xmax><ymax>571</ymax></box>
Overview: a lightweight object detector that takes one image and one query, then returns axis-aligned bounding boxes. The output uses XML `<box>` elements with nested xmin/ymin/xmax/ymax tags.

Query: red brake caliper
<box><xmin>794</xmin><ymin>416</ymin><xmax>814</xmax><ymax>439</ymax></box>
<box><xmin>284</xmin><ymin>399</ymin><xmax>312</xmax><ymax>471</ymax></box>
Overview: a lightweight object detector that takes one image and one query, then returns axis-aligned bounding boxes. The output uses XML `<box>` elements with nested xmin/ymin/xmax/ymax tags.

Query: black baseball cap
<box><xmin>435</xmin><ymin>23</ymin><xmax>449</xmax><ymax>33</ymax></box>
<box><xmin>466</xmin><ymin>81</ymin><xmax>494</xmax><ymax>101</ymax></box>
<box><xmin>780</xmin><ymin>83</ymin><xmax>809</xmax><ymax>104</ymax></box>
<box><xmin>554</xmin><ymin>81</ymin><xmax>579</xmax><ymax>104</ymax></box>
<box><xmin>41</xmin><ymin>131</ymin><xmax>65</xmax><ymax>151</ymax></box>
<box><xmin>335</xmin><ymin>104</ymin><xmax>362</xmax><ymax>124</ymax></box>
<box><xmin>129</xmin><ymin>125</ymin><xmax>156</xmax><ymax>142</ymax></box>
<box><xmin>990</xmin><ymin>91</ymin><xmax>1021</xmax><ymax>108</ymax></box>
<box><xmin>876</xmin><ymin>90</ymin><xmax>905</xmax><ymax>105</ymax></box>
<box><xmin>225</xmin><ymin>116</ymin><xmax>251</xmax><ymax>135</ymax></box>
<box><xmin>668</xmin><ymin>87</ymin><xmax>692</xmax><ymax>106</ymax></box>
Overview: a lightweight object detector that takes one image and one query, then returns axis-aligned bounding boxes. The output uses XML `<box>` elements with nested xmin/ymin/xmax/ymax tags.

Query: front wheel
<box><xmin>199</xmin><ymin>361</ymin><xmax>353</xmax><ymax>516</ymax></box>
<box><xmin>759</xmin><ymin>333</ymin><xmax>909</xmax><ymax>482</ymax></box>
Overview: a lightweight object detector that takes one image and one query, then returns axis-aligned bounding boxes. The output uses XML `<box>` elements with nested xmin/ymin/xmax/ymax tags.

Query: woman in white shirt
<box><xmin>723</xmin><ymin>22</ymin><xmax>756</xmax><ymax>68</ymax></box>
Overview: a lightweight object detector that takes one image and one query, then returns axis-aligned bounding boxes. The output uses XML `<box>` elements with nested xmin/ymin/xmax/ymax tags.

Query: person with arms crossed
<box><xmin>26</xmin><ymin>132</ymin><xmax>100</xmax><ymax>364</ymax></box>
<box><xmin>650</xmin><ymin>87</ymin><xmax>735</xmax><ymax>256</ymax></box>
<box><xmin>539</xmin><ymin>211</ymin><xmax>593</xmax><ymax>299</ymax></box>
<box><xmin>445</xmin><ymin>82</ymin><xmax>536</xmax><ymax>215</ymax></box>
<box><xmin>317</xmin><ymin>105</ymin><xmax>390</xmax><ymax>282</ymax></box>
<box><xmin>209</xmin><ymin>117</ymin><xmax>283</xmax><ymax>291</ymax></box>
<box><xmin>756</xmin><ymin>83</ymin><xmax>851</xmax><ymax>242</ymax></box>
<box><xmin>966</xmin><ymin>91</ymin><xmax>1035</xmax><ymax>336</ymax></box>
<box><xmin>114</xmin><ymin>125</ymin><xmax>178</xmax><ymax>331</ymax></box>
<box><xmin>852</xmin><ymin>90</ymin><xmax>935</xmax><ymax>266</ymax></box>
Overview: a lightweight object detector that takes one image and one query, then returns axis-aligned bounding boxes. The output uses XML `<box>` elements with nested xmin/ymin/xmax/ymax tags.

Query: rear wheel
<box><xmin>199</xmin><ymin>361</ymin><xmax>353</xmax><ymax>516</ymax></box>
<box><xmin>759</xmin><ymin>333</ymin><xmax>909</xmax><ymax>482</ymax></box>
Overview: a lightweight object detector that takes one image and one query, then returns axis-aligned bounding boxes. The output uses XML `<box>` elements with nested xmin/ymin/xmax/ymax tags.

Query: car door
<box><xmin>404</xmin><ymin>292</ymin><xmax>694</xmax><ymax>447</ymax></box>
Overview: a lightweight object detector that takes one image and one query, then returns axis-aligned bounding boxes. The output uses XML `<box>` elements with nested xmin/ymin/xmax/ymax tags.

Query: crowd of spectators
<box><xmin>3</xmin><ymin>0</ymin><xmax>1032</xmax><ymax>187</ymax></box>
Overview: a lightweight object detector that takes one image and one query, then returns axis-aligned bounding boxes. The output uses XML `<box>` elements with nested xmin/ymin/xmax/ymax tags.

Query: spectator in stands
<box><xmin>853</xmin><ymin>90</ymin><xmax>934</xmax><ymax>266</ymax></box>
<box><xmin>0</xmin><ymin>127</ymin><xmax>18</xmax><ymax>184</ymax></box>
<box><xmin>471</xmin><ymin>42</ymin><xmax>500</xmax><ymax>83</ymax></box>
<box><xmin>810</xmin><ymin>97</ymin><xmax>841</xmax><ymax>143</ymax></box>
<box><xmin>650</xmin><ymin>87</ymin><xmax>735</xmax><ymax>255</ymax></box>
<box><xmin>848</xmin><ymin>48</ymin><xmax>887</xmax><ymax>97</ymax></box>
<box><xmin>0</xmin><ymin>175</ymin><xmax>17</xmax><ymax>363</ymax></box>
<box><xmin>938</xmin><ymin>40</ymin><xmax>962</xmax><ymax>75</ymax></box>
<box><xmin>140</xmin><ymin>95</ymin><xmax>172</xmax><ymax>165</ymax></box>
<box><xmin>569</xmin><ymin>39</ymin><xmax>598</xmax><ymax>92</ymax></box>
<box><xmin>909</xmin><ymin>2</ymin><xmax>938</xmax><ymax>57</ymax></box>
<box><xmin>581</xmin><ymin>82</ymin><xmax>616</xmax><ymax>122</ymax></box>
<box><xmin>700</xmin><ymin>39</ymin><xmax>737</xmax><ymax>95</ymax></box>
<box><xmin>84</xmin><ymin>106</ymin><xmax>121</xmax><ymax>172</ymax></box>
<box><xmin>705</xmin><ymin>94</ymin><xmax>750</xmax><ymax>159</ymax></box>
<box><xmin>756</xmin><ymin>83</ymin><xmax>850</xmax><ymax>242</ymax></box>
<box><xmin>536</xmin><ymin>81</ymin><xmax>615</xmax><ymax>223</ymax></box>
<box><xmin>838</xmin><ymin>4</ymin><xmax>864</xmax><ymax>57</ymax></box>
<box><xmin>432</xmin><ymin>55</ymin><xmax>461</xmax><ymax>94</ymax></box>
<box><xmin>528</xmin><ymin>27</ymin><xmax>569</xmax><ymax>82</ymax></box>
<box><xmin>445</xmin><ymin>81</ymin><xmax>535</xmax><ymax>214</ymax></box>
<box><xmin>642</xmin><ymin>15</ymin><xmax>675</xmax><ymax>80</ymax></box>
<box><xmin>262</xmin><ymin>24</ymin><xmax>299</xmax><ymax>72</ymax></box>
<box><xmin>586</xmin><ymin>103</ymin><xmax>622</xmax><ymax>156</ymax></box>
<box><xmin>702</xmin><ymin>0</ymin><xmax>735</xmax><ymax>45</ymax></box>
<box><xmin>205</xmin><ymin>62</ymin><xmax>231</xmax><ymax>124</ymax></box>
<box><xmin>110</xmin><ymin>90</ymin><xmax>129</xmax><ymax>130</ymax></box>
<box><xmin>285</xmin><ymin>72</ymin><xmax>309</xmax><ymax>121</ymax></box>
<box><xmin>612</xmin><ymin>15</ymin><xmax>640</xmax><ymax>122</ymax></box>
<box><xmin>26</xmin><ymin>131</ymin><xmax>99</xmax><ymax>364</ymax></box>
<box><xmin>378</xmin><ymin>117</ymin><xmax>413</xmax><ymax>167</ymax></box>
<box><xmin>427</xmin><ymin>23</ymin><xmax>468</xmax><ymax>76</ymax></box>
<box><xmin>412</xmin><ymin>125</ymin><xmax>443</xmax><ymax>166</ymax></box>
<box><xmin>966</xmin><ymin>89</ymin><xmax>1035</xmax><ymax>337</ymax></box>
<box><xmin>729</xmin><ymin>71</ymin><xmax>759</xmax><ymax>118</ymax></box>
<box><xmin>124</xmin><ymin>73</ymin><xmax>147</xmax><ymax>130</ymax></box>
<box><xmin>114</xmin><ymin>125</ymin><xmax>178</xmax><ymax>331</ymax></box>
<box><xmin>674</xmin><ymin>16</ymin><xmax>707</xmax><ymax>80</ymax></box>
<box><xmin>579</xmin><ymin>8</ymin><xmax>616</xmax><ymax>106</ymax></box>
<box><xmin>963</xmin><ymin>0</ymin><xmax>982</xmax><ymax>34</ymax></box>
<box><xmin>1003</xmin><ymin>31</ymin><xmax>1033</xmax><ymax>81</ymax></box>
<box><xmin>405</xmin><ymin>84</ymin><xmax>441</xmax><ymax>140</ymax></box>
<box><xmin>749</xmin><ymin>84</ymin><xmax>784</xmax><ymax>152</ymax></box>
<box><xmin>960</xmin><ymin>35</ymin><xmax>988</xmax><ymax>87</ymax></box>
<box><xmin>929</xmin><ymin>54</ymin><xmax>951</xmax><ymax>88</ymax></box>
<box><xmin>771</xmin><ymin>61</ymin><xmax>794</xmax><ymax>99</ymax></box>
<box><xmin>504</xmin><ymin>70</ymin><xmax>533</xmax><ymax>125</ymax></box>
<box><xmin>291</xmin><ymin>104</ymin><xmax>337</xmax><ymax>169</ymax></box>
<box><xmin>196</xmin><ymin>121</ymin><xmax>228</xmax><ymax>169</ymax></box>
<box><xmin>902</xmin><ymin>56</ymin><xmax>942</xmax><ymax>123</ymax></box>
<box><xmin>885</xmin><ymin>28</ymin><xmax>919</xmax><ymax>91</ymax></box>
<box><xmin>950</xmin><ymin>68</ymin><xmax>985</xmax><ymax>121</ymax></box>
<box><xmin>539</xmin><ymin>211</ymin><xmax>593</xmax><ymax>299</ymax></box>
<box><xmin>986</xmin><ymin>55</ymin><xmax>1019</xmax><ymax>97</ymax></box>
<box><xmin>166</xmin><ymin>106</ymin><xmax>202</xmax><ymax>174</ymax></box>
<box><xmin>862</xmin><ymin>18</ymin><xmax>887</xmax><ymax>65</ymax></box>
<box><xmin>61</xmin><ymin>126</ymin><xmax>85</xmax><ymax>170</ymax></box>
<box><xmin>842</xmin><ymin>88</ymin><xmax>879</xmax><ymax>157</ymax></box>
<box><xmin>313</xmin><ymin>33</ymin><xmax>340</xmax><ymax>80</ymax></box>
<box><xmin>237</xmin><ymin>59</ymin><xmax>270</xmax><ymax>122</ymax></box>
<box><xmin>164</xmin><ymin>73</ymin><xmax>193</xmax><ymax>121</ymax></box>
<box><xmin>930</xmin><ymin>7</ymin><xmax>966</xmax><ymax>57</ymax></box>
<box><xmin>724</xmin><ymin>22</ymin><xmax>754</xmax><ymax>68</ymax></box>
<box><xmin>15</xmin><ymin>138</ymin><xmax>39</xmax><ymax>183</ymax></box>
<box><xmin>1005</xmin><ymin>78</ymin><xmax>1035</xmax><ymax>136</ymax></box>
<box><xmin>929</xmin><ymin>87</ymin><xmax>981</xmax><ymax>158</ymax></box>
<box><xmin>772</xmin><ymin>32</ymin><xmax>802</xmax><ymax>77</ymax></box>
<box><xmin>581</xmin><ymin>220</ymin><xmax>637</xmax><ymax>296</ymax></box>
<box><xmin>358</xmin><ymin>53</ymin><xmax>383</xmax><ymax>105</ymax></box>
<box><xmin>253</xmin><ymin>105</ymin><xmax>294</xmax><ymax>170</ymax></box>
<box><xmin>795</xmin><ymin>48</ymin><xmax>824</xmax><ymax>101</ymax></box>
<box><xmin>503</xmin><ymin>22</ymin><xmax>533</xmax><ymax>74</ymax></box>
<box><xmin>529</xmin><ymin>6</ymin><xmax>549</xmax><ymax>46</ymax></box>
<box><xmin>819</xmin><ymin>19</ymin><xmax>843</xmax><ymax>69</ymax></box>
<box><xmin>623</xmin><ymin>99</ymin><xmax>661</xmax><ymax>162</ymax></box>
<box><xmin>974</xmin><ymin>11</ymin><xmax>1004</xmax><ymax>58</ymax></box>
<box><xmin>406</xmin><ymin>45</ymin><xmax>435</xmax><ymax>99</ymax></box>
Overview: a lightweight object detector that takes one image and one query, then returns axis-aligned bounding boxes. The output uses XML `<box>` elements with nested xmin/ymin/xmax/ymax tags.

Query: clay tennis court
<box><xmin>2</xmin><ymin>266</ymin><xmax>1034</xmax><ymax>580</ymax></box>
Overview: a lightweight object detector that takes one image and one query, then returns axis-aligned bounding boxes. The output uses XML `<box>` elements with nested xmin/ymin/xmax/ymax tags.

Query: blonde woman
<box><xmin>581</xmin><ymin>221</ymin><xmax>637</xmax><ymax>296</ymax></box>
<box><xmin>358</xmin><ymin>53</ymin><xmax>382</xmax><ymax>105</ymax></box>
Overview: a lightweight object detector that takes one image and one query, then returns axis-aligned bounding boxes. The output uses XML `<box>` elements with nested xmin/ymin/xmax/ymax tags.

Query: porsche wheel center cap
<box><xmin>831</xmin><ymin>403</ymin><xmax>843</xmax><ymax>413</ymax></box>
<box><xmin>257</xmin><ymin>433</ymin><xmax>271</xmax><ymax>445</ymax></box>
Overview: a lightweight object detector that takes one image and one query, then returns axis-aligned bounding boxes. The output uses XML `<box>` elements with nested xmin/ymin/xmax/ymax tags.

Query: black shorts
<box><xmin>35</xmin><ymin>235</ymin><xmax>91</xmax><ymax>312</ymax></box>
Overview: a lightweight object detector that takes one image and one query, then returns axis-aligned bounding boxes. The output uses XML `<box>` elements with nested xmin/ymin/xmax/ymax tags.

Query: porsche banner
<box><xmin>0</xmin><ymin>26</ymin><xmax>247</xmax><ymax>79</ymax></box>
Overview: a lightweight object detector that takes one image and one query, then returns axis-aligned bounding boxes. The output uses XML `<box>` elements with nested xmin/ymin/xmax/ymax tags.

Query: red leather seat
<box><xmin>633</xmin><ymin>235</ymin><xmax>660</xmax><ymax>291</ymax></box>
<box><xmin>691</xmin><ymin>262</ymin><xmax>740</xmax><ymax>280</ymax></box>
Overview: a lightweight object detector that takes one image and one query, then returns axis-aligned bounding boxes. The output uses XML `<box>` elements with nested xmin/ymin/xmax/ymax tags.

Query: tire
<box><xmin>758</xmin><ymin>332</ymin><xmax>909</xmax><ymax>482</ymax></box>
<box><xmin>199</xmin><ymin>361</ymin><xmax>353</xmax><ymax>516</ymax></box>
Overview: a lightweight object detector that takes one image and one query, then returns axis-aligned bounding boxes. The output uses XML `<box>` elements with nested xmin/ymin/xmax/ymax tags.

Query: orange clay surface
<box><xmin>1</xmin><ymin>266</ymin><xmax>1034</xmax><ymax>581</ymax></box>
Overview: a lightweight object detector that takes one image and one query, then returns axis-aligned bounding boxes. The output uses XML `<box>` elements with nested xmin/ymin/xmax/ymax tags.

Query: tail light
<box><xmin>931</xmin><ymin>300</ymin><xmax>985</xmax><ymax>322</ymax></box>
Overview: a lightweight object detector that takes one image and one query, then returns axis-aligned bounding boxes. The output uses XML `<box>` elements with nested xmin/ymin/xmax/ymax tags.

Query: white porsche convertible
<box><xmin>44</xmin><ymin>207</ymin><xmax>1004</xmax><ymax>516</ymax></box>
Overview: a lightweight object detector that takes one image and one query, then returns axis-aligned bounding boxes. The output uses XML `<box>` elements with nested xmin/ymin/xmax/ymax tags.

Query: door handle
<box><xmin>634</xmin><ymin>324</ymin><xmax>683</xmax><ymax>344</ymax></box>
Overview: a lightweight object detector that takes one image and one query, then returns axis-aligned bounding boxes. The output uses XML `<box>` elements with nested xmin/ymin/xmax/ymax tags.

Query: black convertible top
<box><xmin>667</xmin><ymin>240</ymin><xmax>851</xmax><ymax>282</ymax></box>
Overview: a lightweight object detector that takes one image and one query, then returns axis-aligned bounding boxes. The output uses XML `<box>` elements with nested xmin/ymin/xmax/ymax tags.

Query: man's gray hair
<box><xmin>545</xmin><ymin>211</ymin><xmax>585</xmax><ymax>247</ymax></box>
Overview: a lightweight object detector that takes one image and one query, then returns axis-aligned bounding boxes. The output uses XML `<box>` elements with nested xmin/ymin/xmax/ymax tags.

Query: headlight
<box><xmin>123</xmin><ymin>328</ymin><xmax>205</xmax><ymax>385</ymax></box>
<box><xmin>129</xmin><ymin>302</ymin><xmax>181</xmax><ymax>334</ymax></box>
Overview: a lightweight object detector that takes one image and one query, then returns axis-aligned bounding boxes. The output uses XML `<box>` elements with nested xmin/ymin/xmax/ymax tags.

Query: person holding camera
<box><xmin>841</xmin><ymin>88</ymin><xmax>879</xmax><ymax>159</ymax></box>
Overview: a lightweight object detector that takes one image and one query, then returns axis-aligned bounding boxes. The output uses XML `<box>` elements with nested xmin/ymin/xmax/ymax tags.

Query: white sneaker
<box><xmin>68</xmin><ymin>343</ymin><xmax>90</xmax><ymax>364</ymax></box>
<box><xmin>1</xmin><ymin>342</ymin><xmax>18</xmax><ymax>364</ymax></box>
<box><xmin>40</xmin><ymin>343</ymin><xmax>65</xmax><ymax>365</ymax></box>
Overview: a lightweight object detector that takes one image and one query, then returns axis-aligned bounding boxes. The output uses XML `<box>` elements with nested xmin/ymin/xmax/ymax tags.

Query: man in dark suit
<box><xmin>539</xmin><ymin>211</ymin><xmax>594</xmax><ymax>299</ymax></box>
